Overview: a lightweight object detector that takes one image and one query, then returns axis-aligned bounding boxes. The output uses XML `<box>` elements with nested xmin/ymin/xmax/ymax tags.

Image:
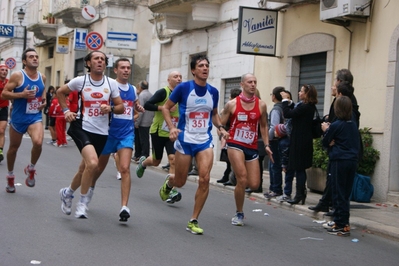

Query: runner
<box><xmin>58</xmin><ymin>51</ymin><xmax>124</xmax><ymax>218</ymax></box>
<box><xmin>2</xmin><ymin>49</ymin><xmax>46</xmax><ymax>193</ymax></box>
<box><xmin>161</xmin><ymin>55</ymin><xmax>228</xmax><ymax>234</ymax></box>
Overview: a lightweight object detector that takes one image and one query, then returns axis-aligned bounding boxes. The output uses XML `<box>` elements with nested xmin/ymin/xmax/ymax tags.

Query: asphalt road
<box><xmin>1</xmin><ymin>135</ymin><xmax>399</xmax><ymax>266</ymax></box>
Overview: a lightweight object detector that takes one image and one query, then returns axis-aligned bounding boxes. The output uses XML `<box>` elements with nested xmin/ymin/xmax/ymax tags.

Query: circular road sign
<box><xmin>5</xmin><ymin>57</ymin><xmax>16</xmax><ymax>69</ymax></box>
<box><xmin>85</xmin><ymin>31</ymin><xmax>103</xmax><ymax>51</ymax></box>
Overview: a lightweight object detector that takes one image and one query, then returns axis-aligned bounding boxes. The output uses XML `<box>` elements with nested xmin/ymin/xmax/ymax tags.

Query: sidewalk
<box><xmin>150</xmin><ymin>155</ymin><xmax>399</xmax><ymax>241</ymax></box>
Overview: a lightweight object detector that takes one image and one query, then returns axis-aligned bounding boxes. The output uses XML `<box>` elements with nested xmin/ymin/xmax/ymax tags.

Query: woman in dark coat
<box><xmin>281</xmin><ymin>85</ymin><xmax>318</xmax><ymax>205</ymax></box>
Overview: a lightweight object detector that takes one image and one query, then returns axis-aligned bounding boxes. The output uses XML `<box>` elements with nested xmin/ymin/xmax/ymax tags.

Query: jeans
<box><xmin>318</xmin><ymin>162</ymin><xmax>332</xmax><ymax>208</ymax></box>
<box><xmin>268</xmin><ymin>140</ymin><xmax>282</xmax><ymax>194</ymax></box>
<box><xmin>330</xmin><ymin>160</ymin><xmax>357</xmax><ymax>227</ymax></box>
<box><xmin>283</xmin><ymin>169</ymin><xmax>295</xmax><ymax>196</ymax></box>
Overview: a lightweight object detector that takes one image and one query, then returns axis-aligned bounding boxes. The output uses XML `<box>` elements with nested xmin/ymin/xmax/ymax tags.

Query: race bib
<box><xmin>26</xmin><ymin>97</ymin><xmax>42</xmax><ymax>114</ymax></box>
<box><xmin>113</xmin><ymin>100</ymin><xmax>133</xmax><ymax>120</ymax></box>
<box><xmin>233</xmin><ymin>124</ymin><xmax>256</xmax><ymax>144</ymax></box>
<box><xmin>161</xmin><ymin>117</ymin><xmax>179</xmax><ymax>132</ymax></box>
<box><xmin>83</xmin><ymin>100</ymin><xmax>108</xmax><ymax>118</ymax></box>
<box><xmin>188</xmin><ymin>112</ymin><xmax>209</xmax><ymax>133</ymax></box>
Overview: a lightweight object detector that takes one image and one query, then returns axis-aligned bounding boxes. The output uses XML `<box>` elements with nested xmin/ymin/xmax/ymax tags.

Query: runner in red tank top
<box><xmin>220</xmin><ymin>73</ymin><xmax>273</xmax><ymax>226</ymax></box>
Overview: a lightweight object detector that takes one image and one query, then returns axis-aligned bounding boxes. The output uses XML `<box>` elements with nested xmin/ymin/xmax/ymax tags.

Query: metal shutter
<box><xmin>224</xmin><ymin>77</ymin><xmax>241</xmax><ymax>105</ymax></box>
<box><xmin>299</xmin><ymin>52</ymin><xmax>327</xmax><ymax>116</ymax></box>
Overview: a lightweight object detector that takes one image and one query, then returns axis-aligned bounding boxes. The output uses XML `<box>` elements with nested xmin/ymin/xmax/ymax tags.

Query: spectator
<box><xmin>281</xmin><ymin>84</ymin><xmax>318</xmax><ymax>205</ymax></box>
<box><xmin>133</xmin><ymin>80</ymin><xmax>154</xmax><ymax>160</ymax></box>
<box><xmin>321</xmin><ymin>96</ymin><xmax>360</xmax><ymax>236</ymax></box>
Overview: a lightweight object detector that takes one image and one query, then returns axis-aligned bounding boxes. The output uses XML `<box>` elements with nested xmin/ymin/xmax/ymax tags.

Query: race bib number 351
<box><xmin>188</xmin><ymin>112</ymin><xmax>209</xmax><ymax>133</ymax></box>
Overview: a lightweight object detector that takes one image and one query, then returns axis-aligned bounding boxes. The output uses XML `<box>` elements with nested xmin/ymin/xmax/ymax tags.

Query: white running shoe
<box><xmin>116</xmin><ymin>172</ymin><xmax>121</xmax><ymax>180</ymax></box>
<box><xmin>60</xmin><ymin>188</ymin><xmax>74</xmax><ymax>215</ymax></box>
<box><xmin>75</xmin><ymin>202</ymin><xmax>88</xmax><ymax>219</ymax></box>
<box><xmin>119</xmin><ymin>206</ymin><xmax>130</xmax><ymax>222</ymax></box>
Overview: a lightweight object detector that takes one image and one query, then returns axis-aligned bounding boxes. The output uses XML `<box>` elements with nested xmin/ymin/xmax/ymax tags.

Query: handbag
<box><xmin>312</xmin><ymin>107</ymin><xmax>322</xmax><ymax>139</ymax></box>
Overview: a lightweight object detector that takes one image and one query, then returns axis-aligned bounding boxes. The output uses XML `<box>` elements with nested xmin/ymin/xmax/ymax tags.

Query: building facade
<box><xmin>147</xmin><ymin>0</ymin><xmax>399</xmax><ymax>203</ymax></box>
<box><xmin>0</xmin><ymin>0</ymin><xmax>153</xmax><ymax>88</ymax></box>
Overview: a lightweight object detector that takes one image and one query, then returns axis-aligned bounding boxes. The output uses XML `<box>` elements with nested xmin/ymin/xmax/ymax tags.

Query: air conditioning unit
<box><xmin>320</xmin><ymin>0</ymin><xmax>371</xmax><ymax>21</ymax></box>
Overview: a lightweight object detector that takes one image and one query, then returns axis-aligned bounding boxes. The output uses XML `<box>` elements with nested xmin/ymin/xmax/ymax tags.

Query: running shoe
<box><xmin>159</xmin><ymin>174</ymin><xmax>172</xmax><ymax>201</ymax></box>
<box><xmin>135</xmin><ymin>156</ymin><xmax>146</xmax><ymax>178</ymax></box>
<box><xmin>231</xmin><ymin>212</ymin><xmax>245</xmax><ymax>226</ymax></box>
<box><xmin>75</xmin><ymin>202</ymin><xmax>88</xmax><ymax>219</ymax></box>
<box><xmin>327</xmin><ymin>224</ymin><xmax>351</xmax><ymax>236</ymax></box>
<box><xmin>0</xmin><ymin>149</ymin><xmax>4</xmax><ymax>162</ymax></box>
<box><xmin>119</xmin><ymin>206</ymin><xmax>131</xmax><ymax>222</ymax></box>
<box><xmin>60</xmin><ymin>188</ymin><xmax>74</xmax><ymax>215</ymax></box>
<box><xmin>166</xmin><ymin>188</ymin><xmax>182</xmax><ymax>204</ymax></box>
<box><xmin>24</xmin><ymin>165</ymin><xmax>36</xmax><ymax>187</ymax></box>
<box><xmin>116</xmin><ymin>172</ymin><xmax>121</xmax><ymax>180</ymax></box>
<box><xmin>323</xmin><ymin>221</ymin><xmax>335</xmax><ymax>229</ymax></box>
<box><xmin>6</xmin><ymin>175</ymin><xmax>15</xmax><ymax>193</ymax></box>
<box><xmin>186</xmin><ymin>220</ymin><xmax>204</xmax><ymax>235</ymax></box>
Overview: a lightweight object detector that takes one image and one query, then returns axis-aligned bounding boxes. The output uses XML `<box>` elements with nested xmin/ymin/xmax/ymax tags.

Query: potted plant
<box><xmin>43</xmin><ymin>13</ymin><xmax>55</xmax><ymax>24</ymax></box>
<box><xmin>306</xmin><ymin>138</ymin><xmax>328</xmax><ymax>192</ymax></box>
<box><xmin>307</xmin><ymin>127</ymin><xmax>380</xmax><ymax>192</ymax></box>
<box><xmin>357</xmin><ymin>127</ymin><xmax>380</xmax><ymax>176</ymax></box>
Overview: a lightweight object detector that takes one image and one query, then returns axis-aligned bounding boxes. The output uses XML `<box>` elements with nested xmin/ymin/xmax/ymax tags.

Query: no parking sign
<box><xmin>85</xmin><ymin>32</ymin><xmax>103</xmax><ymax>50</ymax></box>
<box><xmin>5</xmin><ymin>57</ymin><xmax>16</xmax><ymax>69</ymax></box>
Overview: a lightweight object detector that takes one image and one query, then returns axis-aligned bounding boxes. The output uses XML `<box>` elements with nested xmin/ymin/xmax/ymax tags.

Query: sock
<box><xmin>65</xmin><ymin>186</ymin><xmax>74</xmax><ymax>196</ymax></box>
<box><xmin>166</xmin><ymin>181</ymin><xmax>172</xmax><ymax>190</ymax></box>
<box><xmin>7</xmin><ymin>171</ymin><xmax>14</xmax><ymax>177</ymax></box>
<box><xmin>28</xmin><ymin>164</ymin><xmax>35</xmax><ymax>170</ymax></box>
<box><xmin>80</xmin><ymin>193</ymin><xmax>90</xmax><ymax>205</ymax></box>
<box><xmin>190</xmin><ymin>219</ymin><xmax>198</xmax><ymax>223</ymax></box>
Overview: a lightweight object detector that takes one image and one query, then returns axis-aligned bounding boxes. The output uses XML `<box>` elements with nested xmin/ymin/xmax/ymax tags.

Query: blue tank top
<box><xmin>108</xmin><ymin>83</ymin><xmax>136</xmax><ymax>139</ymax></box>
<box><xmin>11</xmin><ymin>70</ymin><xmax>45</xmax><ymax>124</ymax></box>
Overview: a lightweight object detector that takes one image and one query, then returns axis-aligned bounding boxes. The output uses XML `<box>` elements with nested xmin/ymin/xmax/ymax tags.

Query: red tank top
<box><xmin>0</xmin><ymin>79</ymin><xmax>9</xmax><ymax>108</ymax></box>
<box><xmin>227</xmin><ymin>97</ymin><xmax>261</xmax><ymax>150</ymax></box>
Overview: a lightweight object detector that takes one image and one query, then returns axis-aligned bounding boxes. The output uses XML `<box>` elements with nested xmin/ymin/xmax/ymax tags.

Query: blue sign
<box><xmin>74</xmin><ymin>28</ymin><xmax>88</xmax><ymax>50</ymax></box>
<box><xmin>0</xmin><ymin>24</ymin><xmax>15</xmax><ymax>38</ymax></box>
<box><xmin>107</xmin><ymin>31</ymin><xmax>137</xmax><ymax>41</ymax></box>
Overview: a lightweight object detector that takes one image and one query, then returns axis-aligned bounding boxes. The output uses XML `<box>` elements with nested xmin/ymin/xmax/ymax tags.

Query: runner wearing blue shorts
<box><xmin>161</xmin><ymin>55</ymin><xmax>229</xmax><ymax>234</ymax></box>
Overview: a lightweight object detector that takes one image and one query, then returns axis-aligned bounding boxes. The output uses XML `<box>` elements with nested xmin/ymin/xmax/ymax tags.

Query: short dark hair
<box><xmin>336</xmin><ymin>82</ymin><xmax>354</xmax><ymax>98</ymax></box>
<box><xmin>84</xmin><ymin>51</ymin><xmax>108</xmax><ymax>72</ymax></box>
<box><xmin>190</xmin><ymin>54</ymin><xmax>209</xmax><ymax>71</ymax></box>
<box><xmin>334</xmin><ymin>96</ymin><xmax>352</xmax><ymax>121</ymax></box>
<box><xmin>230</xmin><ymin>88</ymin><xmax>241</xmax><ymax>99</ymax></box>
<box><xmin>272</xmin><ymin>86</ymin><xmax>285</xmax><ymax>102</ymax></box>
<box><xmin>114</xmin><ymin>58</ymin><xmax>130</xmax><ymax>69</ymax></box>
<box><xmin>336</xmin><ymin>69</ymin><xmax>353</xmax><ymax>85</ymax></box>
<box><xmin>22</xmin><ymin>48</ymin><xmax>37</xmax><ymax>62</ymax></box>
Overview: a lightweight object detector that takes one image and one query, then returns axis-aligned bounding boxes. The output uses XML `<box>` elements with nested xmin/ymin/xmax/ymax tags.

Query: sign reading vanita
<box><xmin>237</xmin><ymin>7</ymin><xmax>278</xmax><ymax>57</ymax></box>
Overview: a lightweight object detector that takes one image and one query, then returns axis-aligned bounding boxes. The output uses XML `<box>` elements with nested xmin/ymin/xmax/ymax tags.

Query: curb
<box><xmin>140</xmin><ymin>164</ymin><xmax>399</xmax><ymax>241</ymax></box>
